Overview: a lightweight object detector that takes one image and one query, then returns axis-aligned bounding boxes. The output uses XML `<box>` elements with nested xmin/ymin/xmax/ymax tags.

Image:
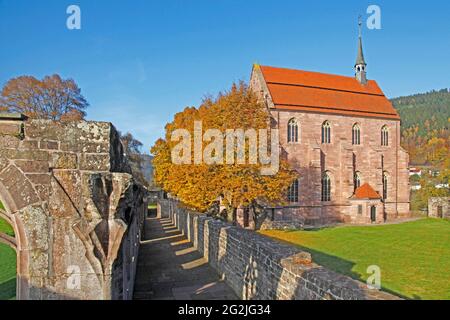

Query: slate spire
<box><xmin>355</xmin><ymin>16</ymin><xmax>367</xmax><ymax>84</ymax></box>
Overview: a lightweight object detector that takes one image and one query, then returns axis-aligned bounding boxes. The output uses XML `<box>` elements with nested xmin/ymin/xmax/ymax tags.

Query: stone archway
<box><xmin>0</xmin><ymin>170</ymin><xmax>40</xmax><ymax>300</ymax></box>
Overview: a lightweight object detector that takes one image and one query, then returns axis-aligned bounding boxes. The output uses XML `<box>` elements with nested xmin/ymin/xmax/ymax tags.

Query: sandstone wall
<box><xmin>164</xmin><ymin>199</ymin><xmax>399</xmax><ymax>300</ymax></box>
<box><xmin>0</xmin><ymin>114</ymin><xmax>146</xmax><ymax>300</ymax></box>
<box><xmin>428</xmin><ymin>197</ymin><xmax>450</xmax><ymax>219</ymax></box>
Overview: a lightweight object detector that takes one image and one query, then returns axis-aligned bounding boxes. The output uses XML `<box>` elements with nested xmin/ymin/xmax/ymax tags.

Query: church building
<box><xmin>249</xmin><ymin>22</ymin><xmax>410</xmax><ymax>226</ymax></box>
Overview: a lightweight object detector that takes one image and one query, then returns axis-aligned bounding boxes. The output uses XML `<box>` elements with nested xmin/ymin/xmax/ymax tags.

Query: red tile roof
<box><xmin>353</xmin><ymin>183</ymin><xmax>381</xmax><ymax>200</ymax></box>
<box><xmin>259</xmin><ymin>65</ymin><xmax>400</xmax><ymax>120</ymax></box>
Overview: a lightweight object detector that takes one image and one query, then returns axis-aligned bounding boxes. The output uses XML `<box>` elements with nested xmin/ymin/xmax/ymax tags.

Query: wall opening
<box><xmin>0</xmin><ymin>200</ymin><xmax>16</xmax><ymax>300</ymax></box>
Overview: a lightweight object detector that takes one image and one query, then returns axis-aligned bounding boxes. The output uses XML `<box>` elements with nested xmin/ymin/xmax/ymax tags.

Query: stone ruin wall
<box><xmin>0</xmin><ymin>114</ymin><xmax>147</xmax><ymax>300</ymax></box>
<box><xmin>163</xmin><ymin>198</ymin><xmax>400</xmax><ymax>300</ymax></box>
<box><xmin>428</xmin><ymin>197</ymin><xmax>450</xmax><ymax>219</ymax></box>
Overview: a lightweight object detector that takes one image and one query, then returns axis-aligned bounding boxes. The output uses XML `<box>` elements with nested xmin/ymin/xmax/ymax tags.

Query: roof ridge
<box><xmin>353</xmin><ymin>183</ymin><xmax>381</xmax><ymax>200</ymax></box>
<box><xmin>260</xmin><ymin>65</ymin><xmax>366</xmax><ymax>82</ymax></box>
<box><xmin>275</xmin><ymin>104</ymin><xmax>399</xmax><ymax>116</ymax></box>
<box><xmin>267</xmin><ymin>81</ymin><xmax>385</xmax><ymax>97</ymax></box>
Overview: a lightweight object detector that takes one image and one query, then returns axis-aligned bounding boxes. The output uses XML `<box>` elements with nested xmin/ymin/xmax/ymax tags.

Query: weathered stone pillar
<box><xmin>0</xmin><ymin>114</ymin><xmax>147</xmax><ymax>300</ymax></box>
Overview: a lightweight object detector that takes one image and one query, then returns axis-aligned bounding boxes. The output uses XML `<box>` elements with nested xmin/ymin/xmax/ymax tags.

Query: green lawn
<box><xmin>0</xmin><ymin>244</ymin><xmax>16</xmax><ymax>300</ymax></box>
<box><xmin>260</xmin><ymin>218</ymin><xmax>450</xmax><ymax>300</ymax></box>
<box><xmin>0</xmin><ymin>217</ymin><xmax>14</xmax><ymax>237</ymax></box>
<box><xmin>0</xmin><ymin>200</ymin><xmax>16</xmax><ymax>300</ymax></box>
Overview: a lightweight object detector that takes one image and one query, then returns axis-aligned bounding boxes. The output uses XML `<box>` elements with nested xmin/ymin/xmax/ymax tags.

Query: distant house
<box><xmin>429</xmin><ymin>169</ymin><xmax>440</xmax><ymax>177</ymax></box>
<box><xmin>409</xmin><ymin>168</ymin><xmax>422</xmax><ymax>176</ymax></box>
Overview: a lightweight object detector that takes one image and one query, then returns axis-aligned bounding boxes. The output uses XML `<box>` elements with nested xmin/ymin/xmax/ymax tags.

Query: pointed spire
<box><xmin>355</xmin><ymin>15</ymin><xmax>366</xmax><ymax>67</ymax></box>
<box><xmin>355</xmin><ymin>15</ymin><xmax>367</xmax><ymax>84</ymax></box>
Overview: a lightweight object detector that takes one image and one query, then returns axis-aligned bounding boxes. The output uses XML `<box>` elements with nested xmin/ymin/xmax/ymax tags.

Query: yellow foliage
<box><xmin>151</xmin><ymin>82</ymin><xmax>296</xmax><ymax>212</ymax></box>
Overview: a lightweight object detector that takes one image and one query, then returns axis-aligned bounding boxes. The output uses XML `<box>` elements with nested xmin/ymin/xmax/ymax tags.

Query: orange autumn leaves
<box><xmin>151</xmin><ymin>82</ymin><xmax>296</xmax><ymax>213</ymax></box>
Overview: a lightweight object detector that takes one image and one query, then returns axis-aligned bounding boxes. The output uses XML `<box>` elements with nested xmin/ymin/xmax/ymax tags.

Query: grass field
<box><xmin>260</xmin><ymin>218</ymin><xmax>450</xmax><ymax>300</ymax></box>
<box><xmin>0</xmin><ymin>244</ymin><xmax>16</xmax><ymax>300</ymax></box>
<box><xmin>0</xmin><ymin>201</ymin><xmax>16</xmax><ymax>300</ymax></box>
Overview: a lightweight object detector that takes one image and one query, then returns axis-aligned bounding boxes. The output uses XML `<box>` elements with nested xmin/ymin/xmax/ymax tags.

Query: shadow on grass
<box><xmin>264</xmin><ymin>236</ymin><xmax>410</xmax><ymax>300</ymax></box>
<box><xmin>0</xmin><ymin>278</ymin><xmax>16</xmax><ymax>300</ymax></box>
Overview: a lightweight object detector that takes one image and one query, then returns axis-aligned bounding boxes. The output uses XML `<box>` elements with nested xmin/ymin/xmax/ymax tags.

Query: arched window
<box><xmin>352</xmin><ymin>124</ymin><xmax>361</xmax><ymax>145</ymax></box>
<box><xmin>381</xmin><ymin>126</ymin><xmax>389</xmax><ymax>146</ymax></box>
<box><xmin>287</xmin><ymin>119</ymin><xmax>298</xmax><ymax>143</ymax></box>
<box><xmin>287</xmin><ymin>179</ymin><xmax>299</xmax><ymax>203</ymax></box>
<box><xmin>354</xmin><ymin>172</ymin><xmax>362</xmax><ymax>190</ymax></box>
<box><xmin>383</xmin><ymin>172</ymin><xmax>388</xmax><ymax>200</ymax></box>
<box><xmin>321</xmin><ymin>172</ymin><xmax>331</xmax><ymax>202</ymax></box>
<box><xmin>322</xmin><ymin>121</ymin><xmax>331</xmax><ymax>144</ymax></box>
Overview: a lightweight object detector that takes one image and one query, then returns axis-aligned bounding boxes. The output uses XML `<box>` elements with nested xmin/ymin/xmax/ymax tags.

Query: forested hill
<box><xmin>390</xmin><ymin>89</ymin><xmax>450</xmax><ymax>166</ymax></box>
<box><xmin>391</xmin><ymin>88</ymin><xmax>450</xmax><ymax>136</ymax></box>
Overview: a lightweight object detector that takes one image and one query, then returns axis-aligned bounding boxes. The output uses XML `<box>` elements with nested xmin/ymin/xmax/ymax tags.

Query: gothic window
<box><xmin>321</xmin><ymin>172</ymin><xmax>331</xmax><ymax>202</ymax></box>
<box><xmin>354</xmin><ymin>172</ymin><xmax>362</xmax><ymax>190</ymax></box>
<box><xmin>381</xmin><ymin>126</ymin><xmax>389</xmax><ymax>146</ymax></box>
<box><xmin>287</xmin><ymin>119</ymin><xmax>298</xmax><ymax>143</ymax></box>
<box><xmin>288</xmin><ymin>179</ymin><xmax>299</xmax><ymax>203</ymax></box>
<box><xmin>352</xmin><ymin>124</ymin><xmax>361</xmax><ymax>145</ymax></box>
<box><xmin>383</xmin><ymin>172</ymin><xmax>388</xmax><ymax>200</ymax></box>
<box><xmin>322</xmin><ymin>121</ymin><xmax>331</xmax><ymax>144</ymax></box>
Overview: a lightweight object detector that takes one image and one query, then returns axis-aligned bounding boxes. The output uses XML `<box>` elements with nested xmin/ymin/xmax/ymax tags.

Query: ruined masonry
<box><xmin>0</xmin><ymin>113</ymin><xmax>147</xmax><ymax>300</ymax></box>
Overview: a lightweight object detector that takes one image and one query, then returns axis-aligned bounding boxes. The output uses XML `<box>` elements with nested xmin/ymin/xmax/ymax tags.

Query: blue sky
<box><xmin>1</xmin><ymin>0</ymin><xmax>449</xmax><ymax>152</ymax></box>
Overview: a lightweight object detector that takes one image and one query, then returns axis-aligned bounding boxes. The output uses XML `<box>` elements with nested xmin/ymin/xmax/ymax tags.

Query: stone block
<box><xmin>15</xmin><ymin>160</ymin><xmax>49</xmax><ymax>173</ymax></box>
<box><xmin>0</xmin><ymin>134</ymin><xmax>20</xmax><ymax>148</ymax></box>
<box><xmin>0</xmin><ymin>165</ymin><xmax>40</xmax><ymax>210</ymax></box>
<box><xmin>51</xmin><ymin>152</ymin><xmax>78</xmax><ymax>169</ymax></box>
<box><xmin>0</xmin><ymin>121</ymin><xmax>22</xmax><ymax>136</ymax></box>
<box><xmin>40</xmin><ymin>140</ymin><xmax>59</xmax><ymax>150</ymax></box>
<box><xmin>80</xmin><ymin>153</ymin><xmax>110</xmax><ymax>171</ymax></box>
<box><xmin>20</xmin><ymin>139</ymin><xmax>39</xmax><ymax>149</ymax></box>
<box><xmin>2</xmin><ymin>149</ymin><xmax>49</xmax><ymax>161</ymax></box>
<box><xmin>0</xmin><ymin>157</ymin><xmax>9</xmax><ymax>172</ymax></box>
<box><xmin>26</xmin><ymin>173</ymin><xmax>51</xmax><ymax>186</ymax></box>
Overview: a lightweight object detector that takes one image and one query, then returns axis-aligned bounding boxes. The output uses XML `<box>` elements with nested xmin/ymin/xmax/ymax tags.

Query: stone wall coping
<box><xmin>0</xmin><ymin>113</ymin><xmax>27</xmax><ymax>120</ymax></box>
<box><xmin>168</xmin><ymin>199</ymin><xmax>401</xmax><ymax>300</ymax></box>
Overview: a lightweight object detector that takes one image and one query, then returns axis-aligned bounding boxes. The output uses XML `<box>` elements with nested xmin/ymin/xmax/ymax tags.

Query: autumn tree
<box><xmin>0</xmin><ymin>75</ymin><xmax>88</xmax><ymax>120</ymax></box>
<box><xmin>151</xmin><ymin>82</ymin><xmax>296</xmax><ymax>226</ymax></box>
